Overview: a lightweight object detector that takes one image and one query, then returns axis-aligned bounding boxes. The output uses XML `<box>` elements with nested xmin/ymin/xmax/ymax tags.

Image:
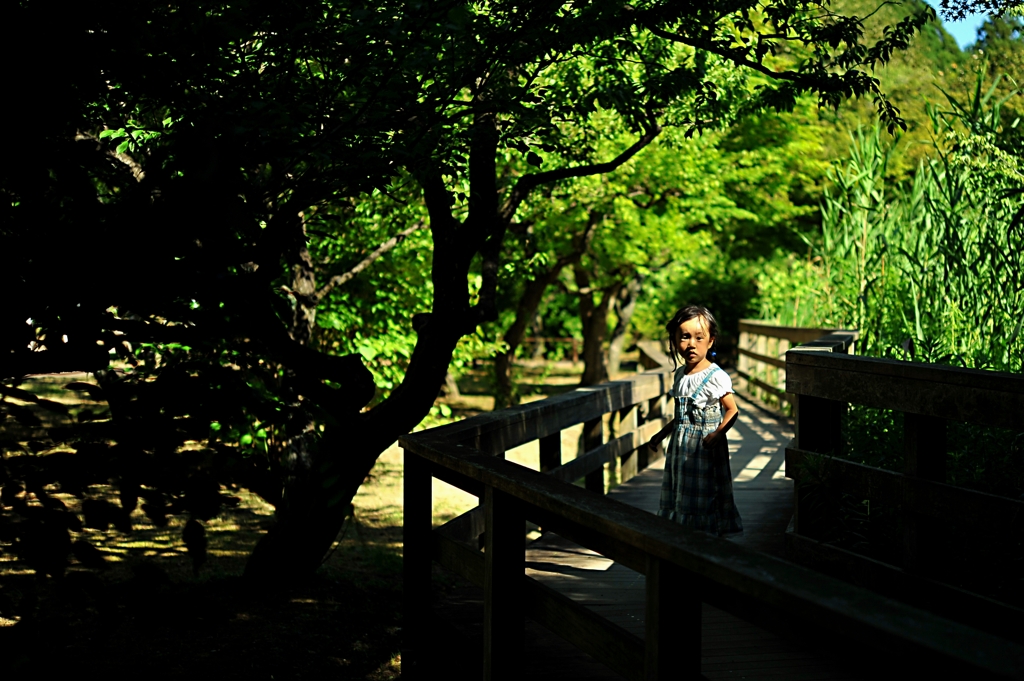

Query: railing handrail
<box><xmin>735</xmin><ymin>320</ymin><xmax>858</xmax><ymax>411</ymax></box>
<box><xmin>786</xmin><ymin>349</ymin><xmax>1024</xmax><ymax>430</ymax></box>
<box><xmin>402</xmin><ymin>428</ymin><xmax>1024</xmax><ymax>679</ymax></box>
<box><xmin>417</xmin><ymin>366</ymin><xmax>673</xmax><ymax>454</ymax></box>
<box><xmin>738</xmin><ymin>318</ymin><xmax>856</xmax><ymax>344</ymax></box>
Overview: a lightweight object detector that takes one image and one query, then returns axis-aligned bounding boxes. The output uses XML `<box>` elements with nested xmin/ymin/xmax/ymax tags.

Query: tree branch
<box><xmin>417</xmin><ymin>166</ymin><xmax>459</xmax><ymax>241</ymax></box>
<box><xmin>641</xmin><ymin>24</ymin><xmax>813</xmax><ymax>87</ymax></box>
<box><xmin>75</xmin><ymin>131</ymin><xmax>146</xmax><ymax>182</ymax></box>
<box><xmin>315</xmin><ymin>221</ymin><xmax>425</xmax><ymax>301</ymax></box>
<box><xmin>499</xmin><ymin>119</ymin><xmax>662</xmax><ymax>222</ymax></box>
<box><xmin>469</xmin><ymin>106</ymin><xmax>503</xmax><ymax>324</ymax></box>
<box><xmin>638</xmin><ymin>15</ymin><xmax>911</xmax><ymax>100</ymax></box>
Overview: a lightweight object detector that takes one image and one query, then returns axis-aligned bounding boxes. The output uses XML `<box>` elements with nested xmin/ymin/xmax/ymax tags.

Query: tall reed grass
<box><xmin>758</xmin><ymin>74</ymin><xmax>1024</xmax><ymax>372</ymax></box>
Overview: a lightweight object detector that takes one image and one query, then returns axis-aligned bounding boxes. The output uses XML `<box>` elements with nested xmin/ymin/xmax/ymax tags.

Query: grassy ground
<box><xmin>0</xmin><ymin>358</ymin><xmax>616</xmax><ymax>679</ymax></box>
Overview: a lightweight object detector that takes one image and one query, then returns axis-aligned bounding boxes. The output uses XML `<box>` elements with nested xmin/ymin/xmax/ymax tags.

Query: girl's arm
<box><xmin>645</xmin><ymin>416</ymin><xmax>677</xmax><ymax>451</ymax></box>
<box><xmin>703</xmin><ymin>393</ymin><xmax>738</xmax><ymax>447</ymax></box>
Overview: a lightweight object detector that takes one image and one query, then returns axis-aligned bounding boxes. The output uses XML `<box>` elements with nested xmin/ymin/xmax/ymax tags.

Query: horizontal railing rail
<box><xmin>410</xmin><ymin>367</ymin><xmax>674</xmax><ymax>547</ymax></box>
<box><xmin>786</xmin><ymin>350</ymin><xmax>1024</xmax><ymax>430</ymax></box>
<box><xmin>403</xmin><ymin>360</ymin><xmax>1024</xmax><ymax>680</ymax></box>
<box><xmin>420</xmin><ymin>367</ymin><xmax>673</xmax><ymax>454</ymax></box>
<box><xmin>786</xmin><ymin>446</ymin><xmax>1024</xmax><ymax>530</ymax></box>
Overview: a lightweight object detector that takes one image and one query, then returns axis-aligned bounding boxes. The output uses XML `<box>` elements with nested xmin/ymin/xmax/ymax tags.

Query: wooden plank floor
<box><xmin>520</xmin><ymin>393</ymin><xmax>869</xmax><ymax>680</ymax></box>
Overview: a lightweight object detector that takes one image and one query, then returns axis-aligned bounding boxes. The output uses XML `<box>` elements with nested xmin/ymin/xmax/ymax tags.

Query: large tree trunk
<box><xmin>246</xmin><ymin>118</ymin><xmax>493</xmax><ymax>580</ymax></box>
<box><xmin>245</xmin><ymin>224</ymin><xmax>350</xmax><ymax>579</ymax></box>
<box><xmin>245</xmin><ymin>319</ymin><xmax>464</xmax><ymax>580</ymax></box>
<box><xmin>607</xmin><ymin>274</ymin><xmax>643</xmax><ymax>376</ymax></box>
<box><xmin>575</xmin><ymin>265</ymin><xmax>621</xmax><ymax>387</ymax></box>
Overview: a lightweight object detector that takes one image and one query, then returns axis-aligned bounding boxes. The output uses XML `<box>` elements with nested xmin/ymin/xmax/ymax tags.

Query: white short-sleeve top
<box><xmin>672</xmin><ymin>364</ymin><xmax>734</xmax><ymax>409</ymax></box>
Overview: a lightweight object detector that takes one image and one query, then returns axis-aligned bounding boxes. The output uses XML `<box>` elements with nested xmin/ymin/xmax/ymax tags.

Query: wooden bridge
<box><xmin>401</xmin><ymin>327</ymin><xmax>1024</xmax><ymax>680</ymax></box>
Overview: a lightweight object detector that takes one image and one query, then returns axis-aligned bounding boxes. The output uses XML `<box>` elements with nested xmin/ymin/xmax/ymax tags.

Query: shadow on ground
<box><xmin>0</xmin><ymin>499</ymin><xmax>404</xmax><ymax>680</ymax></box>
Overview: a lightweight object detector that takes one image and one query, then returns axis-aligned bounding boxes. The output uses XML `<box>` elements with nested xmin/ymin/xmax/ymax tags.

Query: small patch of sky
<box><xmin>925</xmin><ymin>0</ymin><xmax>991</xmax><ymax>49</ymax></box>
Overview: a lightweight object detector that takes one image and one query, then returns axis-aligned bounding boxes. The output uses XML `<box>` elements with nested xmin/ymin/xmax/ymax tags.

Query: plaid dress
<box><xmin>658</xmin><ymin>365</ymin><xmax>743</xmax><ymax>536</ymax></box>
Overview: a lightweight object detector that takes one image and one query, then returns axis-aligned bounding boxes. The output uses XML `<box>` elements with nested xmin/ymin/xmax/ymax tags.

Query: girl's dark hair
<box><xmin>665</xmin><ymin>304</ymin><xmax>718</xmax><ymax>368</ymax></box>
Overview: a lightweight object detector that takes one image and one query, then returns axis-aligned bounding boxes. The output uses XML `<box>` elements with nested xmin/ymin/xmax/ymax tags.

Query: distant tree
<box><xmin>1</xmin><ymin>0</ymin><xmax>935</xmax><ymax>581</ymax></box>
<box><xmin>815</xmin><ymin>0</ymin><xmax>964</xmax><ymax>179</ymax></box>
<box><xmin>500</xmin><ymin>97</ymin><xmax>832</xmax><ymax>392</ymax></box>
<box><xmin>491</xmin><ymin>124</ymin><xmax>731</xmax><ymax>402</ymax></box>
<box><xmin>569</xmin><ymin>130</ymin><xmax>733</xmax><ymax>386</ymax></box>
<box><xmin>970</xmin><ymin>15</ymin><xmax>1024</xmax><ymax>149</ymax></box>
<box><xmin>711</xmin><ymin>97</ymin><xmax>832</xmax><ymax>259</ymax></box>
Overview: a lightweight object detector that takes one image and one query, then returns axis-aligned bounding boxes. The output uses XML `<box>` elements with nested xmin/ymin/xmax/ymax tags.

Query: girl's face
<box><xmin>675</xmin><ymin>316</ymin><xmax>714</xmax><ymax>370</ymax></box>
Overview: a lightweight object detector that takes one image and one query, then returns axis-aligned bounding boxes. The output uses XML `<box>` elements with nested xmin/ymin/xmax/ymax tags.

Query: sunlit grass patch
<box><xmin>367</xmin><ymin>652</ymin><xmax>402</xmax><ymax>680</ymax></box>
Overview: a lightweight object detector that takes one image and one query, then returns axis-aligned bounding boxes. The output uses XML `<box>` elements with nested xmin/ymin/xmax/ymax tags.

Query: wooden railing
<box><xmin>785</xmin><ymin>341</ymin><xmax>1024</xmax><ymax>639</ymax></box>
<box><xmin>636</xmin><ymin>339</ymin><xmax>671</xmax><ymax>370</ymax></box>
<box><xmin>401</xmin><ymin>362</ymin><xmax>1024</xmax><ymax>680</ymax></box>
<box><xmin>736</xmin><ymin>319</ymin><xmax>858</xmax><ymax>412</ymax></box>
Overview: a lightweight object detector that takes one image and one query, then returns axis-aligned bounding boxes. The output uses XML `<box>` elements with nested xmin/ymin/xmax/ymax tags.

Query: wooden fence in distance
<box><xmin>736</xmin><ymin>319</ymin><xmax>858</xmax><ymax>413</ymax></box>
<box><xmin>520</xmin><ymin>336</ymin><xmax>581</xmax><ymax>362</ymax></box>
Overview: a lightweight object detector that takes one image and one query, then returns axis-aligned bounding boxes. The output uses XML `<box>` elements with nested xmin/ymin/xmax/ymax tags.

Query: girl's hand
<box><xmin>703</xmin><ymin>431</ymin><xmax>720</xmax><ymax>448</ymax></box>
<box><xmin>646</xmin><ymin>420</ymin><xmax>675</xmax><ymax>453</ymax></box>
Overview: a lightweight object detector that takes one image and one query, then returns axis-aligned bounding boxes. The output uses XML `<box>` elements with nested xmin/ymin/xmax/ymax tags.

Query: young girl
<box><xmin>647</xmin><ymin>305</ymin><xmax>743</xmax><ymax>536</ymax></box>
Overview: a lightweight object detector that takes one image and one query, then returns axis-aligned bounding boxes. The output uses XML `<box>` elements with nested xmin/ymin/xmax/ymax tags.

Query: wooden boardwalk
<box><xmin>415</xmin><ymin>345</ymin><xmax>1024</xmax><ymax>680</ymax></box>
<box><xmin>514</xmin><ymin>393</ymin><xmax>866</xmax><ymax>680</ymax></box>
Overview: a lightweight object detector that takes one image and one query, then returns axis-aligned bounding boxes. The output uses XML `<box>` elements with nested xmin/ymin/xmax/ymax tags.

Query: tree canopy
<box><xmin>2</xmin><ymin>0</ymin><xmax>936</xmax><ymax>580</ymax></box>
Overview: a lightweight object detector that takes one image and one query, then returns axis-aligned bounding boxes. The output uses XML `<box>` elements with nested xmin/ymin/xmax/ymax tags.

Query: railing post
<box><xmin>583</xmin><ymin>416</ymin><xmax>604</xmax><ymax>493</ymax></box>
<box><xmin>789</xmin><ymin>339</ymin><xmax>852</xmax><ymax>536</ymax></box>
<box><xmin>737</xmin><ymin>327</ymin><xmax>750</xmax><ymax>394</ymax></box>
<box><xmin>483</xmin><ymin>485</ymin><xmax>525</xmax><ymax>680</ymax></box>
<box><xmin>792</xmin><ymin>394</ymin><xmax>844</xmax><ymax>536</ymax></box>
<box><xmin>902</xmin><ymin>412</ymin><xmax>947</xmax><ymax>574</ymax></box>
<box><xmin>778</xmin><ymin>336</ymin><xmax>790</xmax><ymax>399</ymax></box>
<box><xmin>756</xmin><ymin>331</ymin><xmax>768</xmax><ymax>403</ymax></box>
<box><xmin>618</xmin><ymin>405</ymin><xmax>640</xmax><ymax>483</ymax></box>
<box><xmin>645</xmin><ymin>556</ymin><xmax>701</xmax><ymax>680</ymax></box>
<box><xmin>648</xmin><ymin>391</ymin><xmax>666</xmax><ymax>427</ymax></box>
<box><xmin>402</xmin><ymin>450</ymin><xmax>433</xmax><ymax>673</ymax></box>
<box><xmin>539</xmin><ymin>432</ymin><xmax>561</xmax><ymax>473</ymax></box>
